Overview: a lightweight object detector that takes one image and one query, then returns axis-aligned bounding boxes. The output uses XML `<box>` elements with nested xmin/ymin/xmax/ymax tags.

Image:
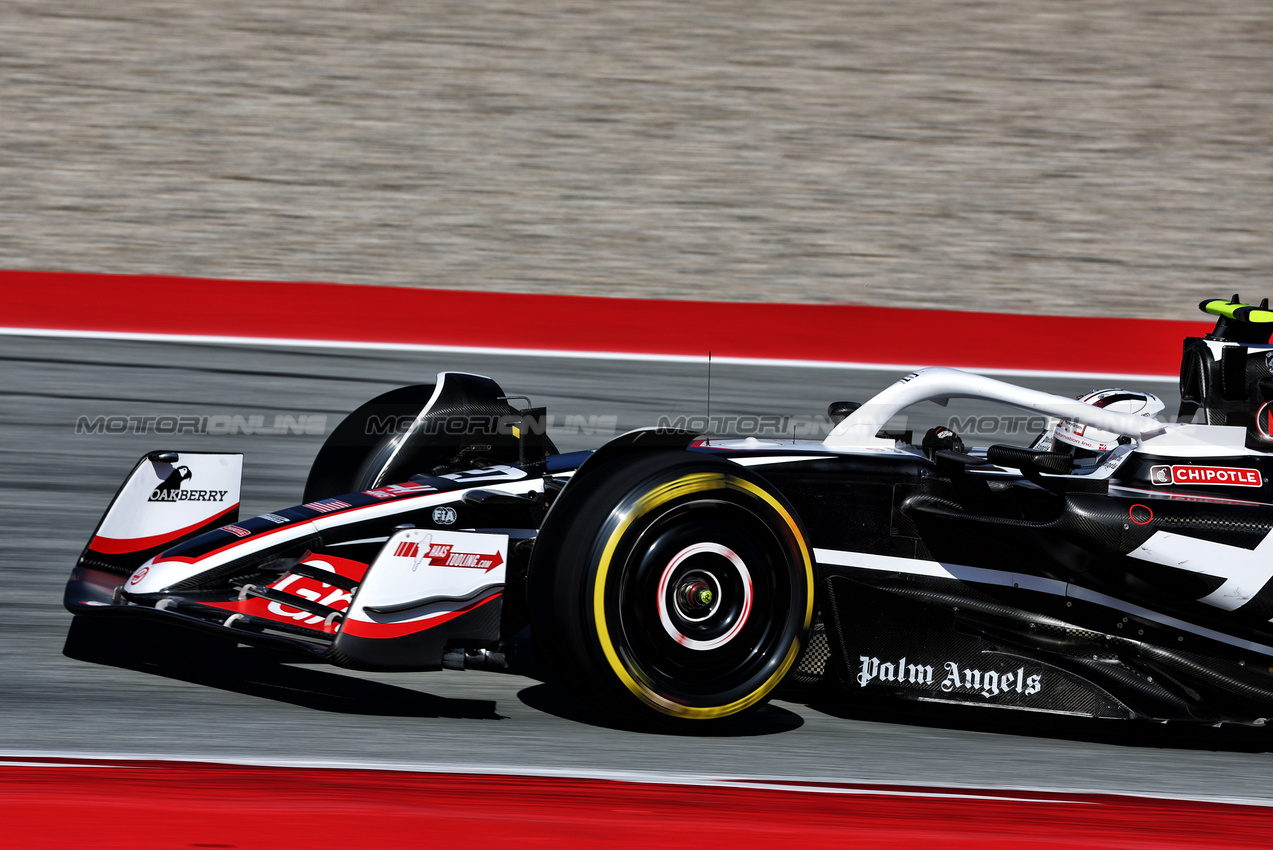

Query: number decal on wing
<box><xmin>439</xmin><ymin>465</ymin><xmax>527</xmax><ymax>482</ymax></box>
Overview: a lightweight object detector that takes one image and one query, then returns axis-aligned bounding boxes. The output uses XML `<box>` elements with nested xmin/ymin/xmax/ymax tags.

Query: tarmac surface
<box><xmin>6</xmin><ymin>333</ymin><xmax>1273</xmax><ymax>801</ymax></box>
<box><xmin>3</xmin><ymin>2</ymin><xmax>1271</xmax><ymax>318</ymax></box>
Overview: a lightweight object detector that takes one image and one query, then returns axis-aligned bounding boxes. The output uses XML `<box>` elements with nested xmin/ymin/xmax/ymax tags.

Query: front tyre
<box><xmin>530</xmin><ymin>451</ymin><xmax>814</xmax><ymax>727</ymax></box>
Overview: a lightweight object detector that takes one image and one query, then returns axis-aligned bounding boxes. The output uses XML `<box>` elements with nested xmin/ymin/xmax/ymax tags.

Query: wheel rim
<box><xmin>655</xmin><ymin>539</ymin><xmax>754</xmax><ymax>651</ymax></box>
<box><xmin>590</xmin><ymin>471</ymin><xmax>812</xmax><ymax>719</ymax></box>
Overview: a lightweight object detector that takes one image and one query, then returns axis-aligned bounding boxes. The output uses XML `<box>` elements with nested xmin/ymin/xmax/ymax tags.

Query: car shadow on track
<box><xmin>796</xmin><ymin>693</ymin><xmax>1273</xmax><ymax>753</ymax></box>
<box><xmin>63</xmin><ymin>618</ymin><xmax>504</xmax><ymax>720</ymax></box>
<box><xmin>516</xmin><ymin>681</ymin><xmax>805</xmax><ymax>737</ymax></box>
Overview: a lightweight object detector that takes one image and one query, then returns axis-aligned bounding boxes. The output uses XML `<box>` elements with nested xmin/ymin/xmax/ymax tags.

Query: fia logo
<box><xmin>432</xmin><ymin>506</ymin><xmax>457</xmax><ymax>526</ymax></box>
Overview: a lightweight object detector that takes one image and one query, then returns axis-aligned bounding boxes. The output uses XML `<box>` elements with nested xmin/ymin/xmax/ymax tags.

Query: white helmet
<box><xmin>1051</xmin><ymin>389</ymin><xmax>1165</xmax><ymax>458</ymax></box>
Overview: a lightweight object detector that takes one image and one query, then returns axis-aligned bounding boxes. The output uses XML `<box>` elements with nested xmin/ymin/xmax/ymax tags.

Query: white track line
<box><xmin>0</xmin><ymin>326</ymin><xmax>1177</xmax><ymax>382</ymax></box>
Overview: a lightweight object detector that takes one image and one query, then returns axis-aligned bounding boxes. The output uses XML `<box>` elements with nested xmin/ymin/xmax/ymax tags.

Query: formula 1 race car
<box><xmin>65</xmin><ymin>297</ymin><xmax>1273</xmax><ymax>730</ymax></box>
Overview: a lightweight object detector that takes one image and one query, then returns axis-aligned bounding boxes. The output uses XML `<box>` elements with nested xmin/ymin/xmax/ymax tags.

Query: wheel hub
<box><xmin>656</xmin><ymin>542</ymin><xmax>753</xmax><ymax>651</ymax></box>
<box><xmin>673</xmin><ymin>571</ymin><xmax>721</xmax><ymax>622</ymax></box>
<box><xmin>680</xmin><ymin>580</ymin><xmax>713</xmax><ymax>611</ymax></box>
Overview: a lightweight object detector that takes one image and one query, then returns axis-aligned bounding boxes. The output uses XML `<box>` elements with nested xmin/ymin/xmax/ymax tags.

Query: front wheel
<box><xmin>529</xmin><ymin>451</ymin><xmax>814</xmax><ymax>728</ymax></box>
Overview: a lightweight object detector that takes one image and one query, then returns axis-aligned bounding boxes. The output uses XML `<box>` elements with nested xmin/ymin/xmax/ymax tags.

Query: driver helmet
<box><xmin>1051</xmin><ymin>389</ymin><xmax>1165</xmax><ymax>459</ymax></box>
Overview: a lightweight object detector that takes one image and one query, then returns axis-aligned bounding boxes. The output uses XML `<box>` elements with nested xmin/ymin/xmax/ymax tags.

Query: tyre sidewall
<box><xmin>531</xmin><ymin>451</ymin><xmax>814</xmax><ymax>724</ymax></box>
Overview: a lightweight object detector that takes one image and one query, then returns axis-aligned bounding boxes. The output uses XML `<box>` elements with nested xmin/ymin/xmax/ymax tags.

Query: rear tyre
<box><xmin>529</xmin><ymin>451</ymin><xmax>814</xmax><ymax>728</ymax></box>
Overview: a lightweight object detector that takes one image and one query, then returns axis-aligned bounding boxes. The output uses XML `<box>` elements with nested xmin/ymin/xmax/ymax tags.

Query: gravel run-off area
<box><xmin>2</xmin><ymin>2</ymin><xmax>1270</xmax><ymax>319</ymax></box>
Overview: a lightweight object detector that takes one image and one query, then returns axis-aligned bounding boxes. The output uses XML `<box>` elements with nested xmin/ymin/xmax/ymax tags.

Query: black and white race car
<box><xmin>65</xmin><ymin>297</ymin><xmax>1273</xmax><ymax>730</ymax></box>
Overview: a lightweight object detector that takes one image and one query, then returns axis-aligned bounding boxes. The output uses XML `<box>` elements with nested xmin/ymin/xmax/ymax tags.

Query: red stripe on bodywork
<box><xmin>0</xmin><ymin>270</ymin><xmax>1207</xmax><ymax>375</ymax></box>
<box><xmin>148</xmin><ymin>518</ymin><xmax>311</xmax><ymax>565</ymax></box>
<box><xmin>300</xmin><ymin>555</ymin><xmax>371</xmax><ymax>584</ymax></box>
<box><xmin>88</xmin><ymin>504</ymin><xmax>240</xmax><ymax>554</ymax></box>
<box><xmin>198</xmin><ymin>555</ymin><xmax>371</xmax><ymax>634</ymax></box>
<box><xmin>152</xmin><ymin>491</ymin><xmax>444</xmax><ymax>566</ymax></box>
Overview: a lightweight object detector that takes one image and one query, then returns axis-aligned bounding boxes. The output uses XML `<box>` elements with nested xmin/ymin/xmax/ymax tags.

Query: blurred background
<box><xmin>2</xmin><ymin>1</ymin><xmax>1270</xmax><ymax>318</ymax></box>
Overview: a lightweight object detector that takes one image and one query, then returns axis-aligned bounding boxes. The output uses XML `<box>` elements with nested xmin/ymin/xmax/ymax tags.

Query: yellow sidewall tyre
<box><xmin>528</xmin><ymin>451</ymin><xmax>814</xmax><ymax>728</ymax></box>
